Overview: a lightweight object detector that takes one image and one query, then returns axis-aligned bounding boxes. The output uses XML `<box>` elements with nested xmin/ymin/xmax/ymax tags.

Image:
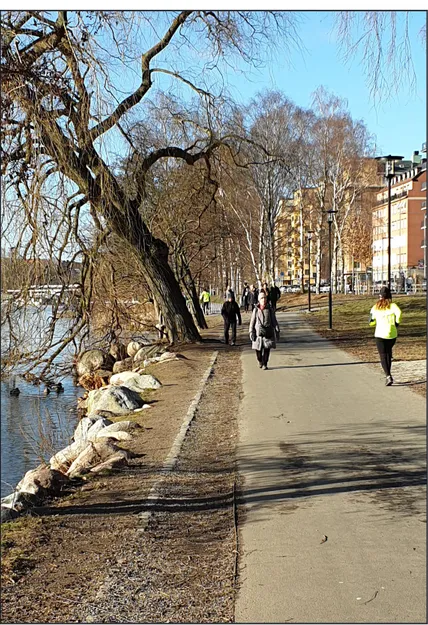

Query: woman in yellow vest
<box><xmin>369</xmin><ymin>286</ymin><xmax>402</xmax><ymax>386</ymax></box>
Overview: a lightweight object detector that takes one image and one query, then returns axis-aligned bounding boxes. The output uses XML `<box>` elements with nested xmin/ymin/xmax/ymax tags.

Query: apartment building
<box><xmin>276</xmin><ymin>191</ymin><xmax>318</xmax><ymax>287</ymax></box>
<box><xmin>372</xmin><ymin>146</ymin><xmax>427</xmax><ymax>287</ymax></box>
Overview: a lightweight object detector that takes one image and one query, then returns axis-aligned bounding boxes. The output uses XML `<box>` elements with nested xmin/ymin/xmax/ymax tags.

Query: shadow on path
<box><xmin>268</xmin><ymin>361</ymin><xmax>378</xmax><ymax>370</ymax></box>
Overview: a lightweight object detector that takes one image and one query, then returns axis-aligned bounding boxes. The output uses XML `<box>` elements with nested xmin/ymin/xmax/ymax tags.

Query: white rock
<box><xmin>73</xmin><ymin>415</ymin><xmax>102</xmax><ymax>441</ymax></box>
<box><xmin>50</xmin><ymin>439</ymin><xmax>89</xmax><ymax>473</ymax></box>
<box><xmin>95</xmin><ymin>430</ymin><xmax>132</xmax><ymax>441</ymax></box>
<box><xmin>127</xmin><ymin>341</ymin><xmax>143</xmax><ymax>358</ymax></box>
<box><xmin>66</xmin><ymin>440</ymin><xmax>119</xmax><ymax>478</ymax></box>
<box><xmin>86</xmin><ymin>418</ymin><xmax>114</xmax><ymax>441</ymax></box>
<box><xmin>100</xmin><ymin>421</ymin><xmax>140</xmax><ymax>433</ymax></box>
<box><xmin>110</xmin><ymin>371</ymin><xmax>161</xmax><ymax>392</ymax></box>
<box><xmin>89</xmin><ymin>450</ymin><xmax>130</xmax><ymax>474</ymax></box>
<box><xmin>86</xmin><ymin>385</ymin><xmax>145</xmax><ymax>415</ymax></box>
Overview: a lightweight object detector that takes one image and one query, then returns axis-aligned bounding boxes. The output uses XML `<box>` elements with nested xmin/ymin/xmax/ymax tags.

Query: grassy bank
<box><xmin>302</xmin><ymin>294</ymin><xmax>426</xmax><ymax>360</ymax></box>
<box><xmin>277</xmin><ymin>293</ymin><xmax>426</xmax><ymax>395</ymax></box>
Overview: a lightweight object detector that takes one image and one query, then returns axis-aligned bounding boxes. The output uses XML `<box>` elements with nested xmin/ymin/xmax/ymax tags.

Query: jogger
<box><xmin>369</xmin><ymin>286</ymin><xmax>402</xmax><ymax>386</ymax></box>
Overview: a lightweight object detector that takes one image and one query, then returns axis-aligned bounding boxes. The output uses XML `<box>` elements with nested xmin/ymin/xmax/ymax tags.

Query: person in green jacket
<box><xmin>200</xmin><ymin>288</ymin><xmax>211</xmax><ymax>315</ymax></box>
<box><xmin>369</xmin><ymin>286</ymin><xmax>402</xmax><ymax>386</ymax></box>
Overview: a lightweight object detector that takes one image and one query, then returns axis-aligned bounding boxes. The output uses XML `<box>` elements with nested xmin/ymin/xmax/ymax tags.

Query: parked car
<box><xmin>279</xmin><ymin>286</ymin><xmax>287</xmax><ymax>294</ymax></box>
<box><xmin>422</xmin><ymin>279</ymin><xmax>426</xmax><ymax>292</ymax></box>
<box><xmin>290</xmin><ymin>285</ymin><xmax>301</xmax><ymax>293</ymax></box>
<box><xmin>319</xmin><ymin>283</ymin><xmax>330</xmax><ymax>293</ymax></box>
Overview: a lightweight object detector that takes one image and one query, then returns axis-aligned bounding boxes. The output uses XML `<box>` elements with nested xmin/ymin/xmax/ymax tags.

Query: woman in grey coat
<box><xmin>249</xmin><ymin>291</ymin><xmax>280</xmax><ymax>369</ymax></box>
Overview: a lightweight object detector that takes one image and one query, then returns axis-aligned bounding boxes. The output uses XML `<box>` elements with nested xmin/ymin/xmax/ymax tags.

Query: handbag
<box><xmin>259</xmin><ymin>324</ymin><xmax>274</xmax><ymax>339</ymax></box>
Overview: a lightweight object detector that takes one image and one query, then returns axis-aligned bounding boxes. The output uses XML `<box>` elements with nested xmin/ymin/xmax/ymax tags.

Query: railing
<box><xmin>208</xmin><ymin>303</ymin><xmax>222</xmax><ymax>315</ymax></box>
<box><xmin>376</xmin><ymin>189</ymin><xmax>409</xmax><ymax>206</ymax></box>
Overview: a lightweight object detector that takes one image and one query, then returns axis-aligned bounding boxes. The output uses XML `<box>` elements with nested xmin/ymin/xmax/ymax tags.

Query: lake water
<box><xmin>1</xmin><ymin>303</ymin><xmax>157</xmax><ymax>498</ymax></box>
<box><xmin>1</xmin><ymin>377</ymin><xmax>83</xmax><ymax>497</ymax></box>
<box><xmin>1</xmin><ymin>305</ymin><xmax>84</xmax><ymax>497</ymax></box>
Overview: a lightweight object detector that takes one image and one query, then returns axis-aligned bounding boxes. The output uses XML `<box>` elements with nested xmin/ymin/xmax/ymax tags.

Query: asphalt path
<box><xmin>236</xmin><ymin>311</ymin><xmax>426</xmax><ymax>624</ymax></box>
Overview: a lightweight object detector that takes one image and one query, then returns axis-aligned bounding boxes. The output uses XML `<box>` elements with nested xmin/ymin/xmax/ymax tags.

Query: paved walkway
<box><xmin>236</xmin><ymin>311</ymin><xmax>426</xmax><ymax>624</ymax></box>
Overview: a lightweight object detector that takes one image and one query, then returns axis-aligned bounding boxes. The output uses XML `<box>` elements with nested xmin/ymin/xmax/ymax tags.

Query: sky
<box><xmin>6</xmin><ymin>7</ymin><xmax>425</xmax><ymax>160</ymax></box>
<box><xmin>220</xmin><ymin>10</ymin><xmax>426</xmax><ymax>160</ymax></box>
<box><xmin>95</xmin><ymin>8</ymin><xmax>425</xmax><ymax>163</ymax></box>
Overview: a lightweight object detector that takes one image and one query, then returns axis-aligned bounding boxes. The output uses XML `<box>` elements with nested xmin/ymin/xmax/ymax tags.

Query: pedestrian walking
<box><xmin>248</xmin><ymin>284</ymin><xmax>257</xmax><ymax>311</ymax></box>
<box><xmin>249</xmin><ymin>291</ymin><xmax>280</xmax><ymax>369</ymax></box>
<box><xmin>269</xmin><ymin>283</ymin><xmax>281</xmax><ymax>311</ymax></box>
<box><xmin>369</xmin><ymin>285</ymin><xmax>402</xmax><ymax>386</ymax></box>
<box><xmin>200</xmin><ymin>287</ymin><xmax>211</xmax><ymax>315</ymax></box>
<box><xmin>221</xmin><ymin>292</ymin><xmax>242</xmax><ymax>345</ymax></box>
<box><xmin>242</xmin><ymin>282</ymin><xmax>250</xmax><ymax>312</ymax></box>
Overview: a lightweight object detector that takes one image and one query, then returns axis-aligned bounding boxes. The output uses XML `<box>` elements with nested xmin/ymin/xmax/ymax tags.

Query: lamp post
<box><xmin>307</xmin><ymin>231</ymin><xmax>313</xmax><ymax>312</ymax></box>
<box><xmin>327</xmin><ymin>211</ymin><xmax>336</xmax><ymax>330</ymax></box>
<box><xmin>375</xmin><ymin>155</ymin><xmax>404</xmax><ymax>288</ymax></box>
<box><xmin>424</xmin><ymin>212</ymin><xmax>427</xmax><ymax>282</ymax></box>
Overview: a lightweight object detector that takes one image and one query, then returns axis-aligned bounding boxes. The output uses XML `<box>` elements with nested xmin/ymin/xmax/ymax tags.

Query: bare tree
<box><xmin>244</xmin><ymin>91</ymin><xmax>299</xmax><ymax>284</ymax></box>
<box><xmin>1</xmin><ymin>10</ymin><xmax>300</xmax><ymax>350</ymax></box>
<box><xmin>334</xmin><ymin>11</ymin><xmax>424</xmax><ymax>101</ymax></box>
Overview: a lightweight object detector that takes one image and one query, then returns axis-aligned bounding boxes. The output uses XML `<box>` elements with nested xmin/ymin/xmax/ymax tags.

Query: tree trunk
<box><xmin>178</xmin><ymin>252</ymin><xmax>208</xmax><ymax>330</ymax></box>
<box><xmin>143</xmin><ymin>243</ymin><xmax>201</xmax><ymax>343</ymax></box>
<box><xmin>315</xmin><ymin>233</ymin><xmax>322</xmax><ymax>293</ymax></box>
<box><xmin>110</xmin><ymin>201</ymin><xmax>201</xmax><ymax>343</ymax></box>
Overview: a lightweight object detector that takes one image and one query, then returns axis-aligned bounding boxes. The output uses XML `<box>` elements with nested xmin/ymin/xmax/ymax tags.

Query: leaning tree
<box><xmin>1</xmin><ymin>10</ymin><xmax>301</xmax><ymax>347</ymax></box>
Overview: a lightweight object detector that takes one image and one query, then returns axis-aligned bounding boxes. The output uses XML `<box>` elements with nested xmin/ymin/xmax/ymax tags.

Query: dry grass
<box><xmin>301</xmin><ymin>294</ymin><xmax>426</xmax><ymax>358</ymax></box>
<box><xmin>1</xmin><ymin>517</ymin><xmax>51</xmax><ymax>585</ymax></box>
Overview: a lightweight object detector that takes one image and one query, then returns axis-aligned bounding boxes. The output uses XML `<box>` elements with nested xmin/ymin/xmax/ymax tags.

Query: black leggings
<box><xmin>256</xmin><ymin>347</ymin><xmax>271</xmax><ymax>365</ymax></box>
<box><xmin>375</xmin><ymin>337</ymin><xmax>396</xmax><ymax>376</ymax></box>
<box><xmin>224</xmin><ymin>320</ymin><xmax>237</xmax><ymax>344</ymax></box>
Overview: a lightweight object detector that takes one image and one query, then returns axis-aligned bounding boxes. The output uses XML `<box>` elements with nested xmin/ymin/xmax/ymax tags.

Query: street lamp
<box><xmin>375</xmin><ymin>154</ymin><xmax>404</xmax><ymax>288</ymax></box>
<box><xmin>424</xmin><ymin>212</ymin><xmax>427</xmax><ymax>282</ymax></box>
<box><xmin>327</xmin><ymin>210</ymin><xmax>337</xmax><ymax>330</ymax></box>
<box><xmin>307</xmin><ymin>231</ymin><xmax>313</xmax><ymax>312</ymax></box>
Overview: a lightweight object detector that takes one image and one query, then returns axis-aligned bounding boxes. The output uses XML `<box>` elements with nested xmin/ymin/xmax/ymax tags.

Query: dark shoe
<box><xmin>385</xmin><ymin>376</ymin><xmax>393</xmax><ymax>386</ymax></box>
<box><xmin>263</xmin><ymin>365</ymin><xmax>268</xmax><ymax>370</ymax></box>
<box><xmin>258</xmin><ymin>362</ymin><xmax>263</xmax><ymax>368</ymax></box>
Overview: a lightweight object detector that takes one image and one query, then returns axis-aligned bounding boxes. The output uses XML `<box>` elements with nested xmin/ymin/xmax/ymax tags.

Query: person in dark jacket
<box><xmin>269</xmin><ymin>283</ymin><xmax>281</xmax><ymax>311</ymax></box>
<box><xmin>242</xmin><ymin>282</ymin><xmax>250</xmax><ymax>312</ymax></box>
<box><xmin>221</xmin><ymin>292</ymin><xmax>242</xmax><ymax>345</ymax></box>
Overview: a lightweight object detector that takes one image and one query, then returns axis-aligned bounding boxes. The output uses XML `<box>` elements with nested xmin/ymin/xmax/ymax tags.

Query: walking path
<box><xmin>236</xmin><ymin>311</ymin><xmax>426</xmax><ymax>624</ymax></box>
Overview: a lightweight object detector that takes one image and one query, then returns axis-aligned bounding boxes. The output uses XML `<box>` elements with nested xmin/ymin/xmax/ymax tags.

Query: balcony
<box><xmin>376</xmin><ymin>189</ymin><xmax>409</xmax><ymax>206</ymax></box>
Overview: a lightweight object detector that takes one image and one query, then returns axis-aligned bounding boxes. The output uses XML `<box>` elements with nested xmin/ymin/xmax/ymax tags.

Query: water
<box><xmin>1</xmin><ymin>303</ymin><xmax>157</xmax><ymax>498</ymax></box>
<box><xmin>1</xmin><ymin>377</ymin><xmax>83</xmax><ymax>497</ymax></box>
<box><xmin>1</xmin><ymin>305</ymin><xmax>84</xmax><ymax>497</ymax></box>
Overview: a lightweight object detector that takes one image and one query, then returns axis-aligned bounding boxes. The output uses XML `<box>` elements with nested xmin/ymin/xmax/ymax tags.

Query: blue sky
<box><xmin>100</xmin><ymin>9</ymin><xmax>426</xmax><ymax>162</ymax></box>
<box><xmin>222</xmin><ymin>10</ymin><xmax>426</xmax><ymax>160</ymax></box>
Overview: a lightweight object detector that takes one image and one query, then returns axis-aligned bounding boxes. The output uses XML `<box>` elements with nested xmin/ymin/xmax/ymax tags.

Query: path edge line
<box><xmin>139</xmin><ymin>350</ymin><xmax>219</xmax><ymax>527</ymax></box>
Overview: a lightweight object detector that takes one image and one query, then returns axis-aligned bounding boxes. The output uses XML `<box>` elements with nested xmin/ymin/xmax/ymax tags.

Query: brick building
<box><xmin>372</xmin><ymin>145</ymin><xmax>427</xmax><ymax>289</ymax></box>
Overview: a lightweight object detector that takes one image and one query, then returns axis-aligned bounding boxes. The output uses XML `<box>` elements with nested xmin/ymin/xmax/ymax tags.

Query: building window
<box><xmin>422</xmin><ymin>181</ymin><xmax>427</xmax><ymax>191</ymax></box>
<box><xmin>422</xmin><ymin>200</ymin><xmax>426</xmax><ymax>210</ymax></box>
